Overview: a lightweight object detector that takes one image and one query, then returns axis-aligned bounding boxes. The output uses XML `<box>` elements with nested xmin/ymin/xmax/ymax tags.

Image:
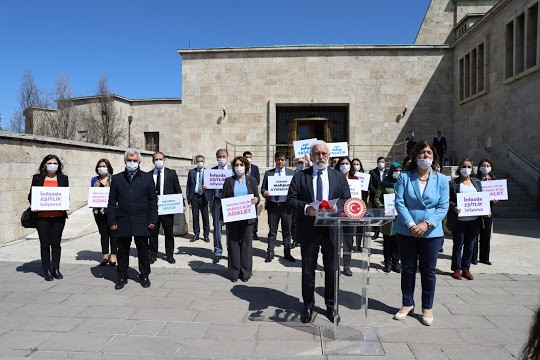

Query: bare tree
<box><xmin>53</xmin><ymin>74</ymin><xmax>79</xmax><ymax>140</ymax></box>
<box><xmin>9</xmin><ymin>111</ymin><xmax>25</xmax><ymax>133</ymax></box>
<box><xmin>85</xmin><ymin>75</ymin><xmax>126</xmax><ymax>146</ymax></box>
<box><xmin>12</xmin><ymin>70</ymin><xmax>43</xmax><ymax>133</ymax></box>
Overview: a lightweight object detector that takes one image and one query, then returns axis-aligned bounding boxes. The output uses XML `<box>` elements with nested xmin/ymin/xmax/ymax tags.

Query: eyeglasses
<box><xmin>313</xmin><ymin>152</ymin><xmax>328</xmax><ymax>156</ymax></box>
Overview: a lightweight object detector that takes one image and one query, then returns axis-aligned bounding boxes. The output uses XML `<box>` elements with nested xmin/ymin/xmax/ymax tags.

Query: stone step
<box><xmin>494</xmin><ymin>211</ymin><xmax>540</xmax><ymax>218</ymax></box>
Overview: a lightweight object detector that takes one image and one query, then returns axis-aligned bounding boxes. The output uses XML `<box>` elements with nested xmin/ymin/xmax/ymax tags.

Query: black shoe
<box><xmin>471</xmin><ymin>260</ymin><xmax>478</xmax><ymax>265</ymax></box>
<box><xmin>52</xmin><ymin>269</ymin><xmax>63</xmax><ymax>279</ymax></box>
<box><xmin>212</xmin><ymin>255</ymin><xmax>221</xmax><ymax>264</ymax></box>
<box><xmin>166</xmin><ymin>257</ymin><xmax>176</xmax><ymax>264</ymax></box>
<box><xmin>149</xmin><ymin>254</ymin><xmax>157</xmax><ymax>264</ymax></box>
<box><xmin>230</xmin><ymin>277</ymin><xmax>238</xmax><ymax>282</ymax></box>
<box><xmin>373</xmin><ymin>232</ymin><xmax>379</xmax><ymax>240</ymax></box>
<box><xmin>392</xmin><ymin>262</ymin><xmax>402</xmax><ymax>273</ymax></box>
<box><xmin>265</xmin><ymin>253</ymin><xmax>274</xmax><ymax>263</ymax></box>
<box><xmin>343</xmin><ymin>267</ymin><xmax>353</xmax><ymax>277</ymax></box>
<box><xmin>326</xmin><ymin>307</ymin><xmax>336</xmax><ymax>323</ymax></box>
<box><xmin>115</xmin><ymin>278</ymin><xmax>127</xmax><ymax>290</ymax></box>
<box><xmin>439</xmin><ymin>247</ymin><xmax>444</xmax><ymax>253</ymax></box>
<box><xmin>44</xmin><ymin>270</ymin><xmax>53</xmax><ymax>281</ymax></box>
<box><xmin>241</xmin><ymin>277</ymin><xmax>250</xmax><ymax>282</ymax></box>
<box><xmin>290</xmin><ymin>240</ymin><xmax>299</xmax><ymax>249</ymax></box>
<box><xmin>203</xmin><ymin>236</ymin><xmax>210</xmax><ymax>243</ymax></box>
<box><xmin>480</xmin><ymin>260</ymin><xmax>492</xmax><ymax>265</ymax></box>
<box><xmin>300</xmin><ymin>309</ymin><xmax>313</xmax><ymax>323</ymax></box>
<box><xmin>383</xmin><ymin>261</ymin><xmax>392</xmax><ymax>273</ymax></box>
<box><xmin>284</xmin><ymin>249</ymin><xmax>295</xmax><ymax>262</ymax></box>
<box><xmin>252</xmin><ymin>233</ymin><xmax>259</xmax><ymax>240</ymax></box>
<box><xmin>190</xmin><ymin>235</ymin><xmax>198</xmax><ymax>242</ymax></box>
<box><xmin>139</xmin><ymin>275</ymin><xmax>151</xmax><ymax>288</ymax></box>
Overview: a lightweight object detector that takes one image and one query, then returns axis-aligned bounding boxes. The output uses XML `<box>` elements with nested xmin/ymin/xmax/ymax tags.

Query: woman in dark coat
<box><xmin>221</xmin><ymin>156</ymin><xmax>259</xmax><ymax>282</ymax></box>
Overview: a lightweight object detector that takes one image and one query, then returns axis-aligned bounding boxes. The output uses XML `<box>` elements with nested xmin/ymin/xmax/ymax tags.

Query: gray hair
<box><xmin>124</xmin><ymin>149</ymin><xmax>141</xmax><ymax>162</ymax></box>
<box><xmin>310</xmin><ymin>140</ymin><xmax>329</xmax><ymax>155</ymax></box>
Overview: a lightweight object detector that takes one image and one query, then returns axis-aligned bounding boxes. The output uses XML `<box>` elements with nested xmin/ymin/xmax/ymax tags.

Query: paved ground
<box><xmin>0</xmin><ymin>207</ymin><xmax>538</xmax><ymax>359</ymax></box>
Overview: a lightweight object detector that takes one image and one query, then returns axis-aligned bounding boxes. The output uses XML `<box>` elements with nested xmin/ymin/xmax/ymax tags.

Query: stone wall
<box><xmin>0</xmin><ymin>131</ymin><xmax>192</xmax><ymax>246</ymax></box>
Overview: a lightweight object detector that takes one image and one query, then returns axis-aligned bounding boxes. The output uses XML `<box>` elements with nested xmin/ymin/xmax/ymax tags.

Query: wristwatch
<box><xmin>425</xmin><ymin>221</ymin><xmax>433</xmax><ymax>229</ymax></box>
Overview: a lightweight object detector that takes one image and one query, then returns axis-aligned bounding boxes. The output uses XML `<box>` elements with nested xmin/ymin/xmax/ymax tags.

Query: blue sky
<box><xmin>0</xmin><ymin>0</ymin><xmax>431</xmax><ymax>129</ymax></box>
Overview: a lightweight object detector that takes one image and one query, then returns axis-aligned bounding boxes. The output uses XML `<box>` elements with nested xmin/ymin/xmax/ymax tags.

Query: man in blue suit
<box><xmin>243</xmin><ymin>151</ymin><xmax>261</xmax><ymax>240</ymax></box>
<box><xmin>287</xmin><ymin>141</ymin><xmax>351</xmax><ymax>323</ymax></box>
<box><xmin>186</xmin><ymin>154</ymin><xmax>212</xmax><ymax>244</ymax></box>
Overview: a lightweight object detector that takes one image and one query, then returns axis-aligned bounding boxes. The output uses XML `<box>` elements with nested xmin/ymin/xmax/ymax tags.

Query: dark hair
<box><xmin>152</xmin><ymin>151</ymin><xmax>165</xmax><ymax>160</ymax></box>
<box><xmin>242</xmin><ymin>151</ymin><xmax>252</xmax><ymax>157</ymax></box>
<box><xmin>376</xmin><ymin>156</ymin><xmax>386</xmax><ymax>162</ymax></box>
<box><xmin>274</xmin><ymin>151</ymin><xmax>286</xmax><ymax>160</ymax></box>
<box><xmin>521</xmin><ymin>306</ymin><xmax>540</xmax><ymax>360</ymax></box>
<box><xmin>406</xmin><ymin>140</ymin><xmax>440</xmax><ymax>172</ymax></box>
<box><xmin>476</xmin><ymin>158</ymin><xmax>495</xmax><ymax>180</ymax></box>
<box><xmin>334</xmin><ymin>157</ymin><xmax>356</xmax><ymax>178</ymax></box>
<box><xmin>95</xmin><ymin>159</ymin><xmax>114</xmax><ymax>175</ymax></box>
<box><xmin>37</xmin><ymin>154</ymin><xmax>64</xmax><ymax>177</ymax></box>
<box><xmin>402</xmin><ymin>156</ymin><xmax>411</xmax><ymax>168</ymax></box>
<box><xmin>195</xmin><ymin>154</ymin><xmax>205</xmax><ymax>162</ymax></box>
<box><xmin>231</xmin><ymin>156</ymin><xmax>250</xmax><ymax>172</ymax></box>
<box><xmin>216</xmin><ymin>148</ymin><xmax>228</xmax><ymax>157</ymax></box>
<box><xmin>351</xmin><ymin>158</ymin><xmax>364</xmax><ymax>173</ymax></box>
<box><xmin>455</xmin><ymin>158</ymin><xmax>475</xmax><ymax>177</ymax></box>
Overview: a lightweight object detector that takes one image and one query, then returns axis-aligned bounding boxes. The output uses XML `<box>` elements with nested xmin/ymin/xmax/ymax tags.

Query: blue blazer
<box><xmin>394</xmin><ymin>170</ymin><xmax>449</xmax><ymax>238</ymax></box>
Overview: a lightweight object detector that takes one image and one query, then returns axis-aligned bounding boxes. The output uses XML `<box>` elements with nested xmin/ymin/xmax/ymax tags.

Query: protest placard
<box><xmin>88</xmin><ymin>187</ymin><xmax>110</xmax><ymax>208</ymax></box>
<box><xmin>204</xmin><ymin>169</ymin><xmax>233</xmax><ymax>189</ymax></box>
<box><xmin>268</xmin><ymin>176</ymin><xmax>293</xmax><ymax>196</ymax></box>
<box><xmin>221</xmin><ymin>195</ymin><xmax>256</xmax><ymax>223</ymax></box>
<box><xmin>158</xmin><ymin>194</ymin><xmax>184</xmax><ymax>215</ymax></box>
<box><xmin>293</xmin><ymin>138</ymin><xmax>317</xmax><ymax>158</ymax></box>
<box><xmin>31</xmin><ymin>187</ymin><xmax>70</xmax><ymax>211</ymax></box>
<box><xmin>481</xmin><ymin>179</ymin><xmax>508</xmax><ymax>201</ymax></box>
<box><xmin>383</xmin><ymin>193</ymin><xmax>396</xmax><ymax>216</ymax></box>
<box><xmin>456</xmin><ymin>192</ymin><xmax>491</xmax><ymax>217</ymax></box>
<box><xmin>354</xmin><ymin>172</ymin><xmax>371</xmax><ymax>191</ymax></box>
<box><xmin>328</xmin><ymin>142</ymin><xmax>349</xmax><ymax>157</ymax></box>
<box><xmin>347</xmin><ymin>179</ymin><xmax>363</xmax><ymax>198</ymax></box>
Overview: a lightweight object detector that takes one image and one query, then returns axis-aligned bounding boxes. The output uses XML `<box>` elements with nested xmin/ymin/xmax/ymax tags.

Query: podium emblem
<box><xmin>344</xmin><ymin>198</ymin><xmax>367</xmax><ymax>219</ymax></box>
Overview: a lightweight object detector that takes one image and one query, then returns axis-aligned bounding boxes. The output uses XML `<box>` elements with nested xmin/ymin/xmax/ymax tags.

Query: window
<box><xmin>458</xmin><ymin>41</ymin><xmax>486</xmax><ymax>102</ymax></box>
<box><xmin>459</xmin><ymin>58</ymin><xmax>464</xmax><ymax>101</ymax></box>
<box><xmin>527</xmin><ymin>3</ymin><xmax>538</xmax><ymax>69</ymax></box>
<box><xmin>478</xmin><ymin>43</ymin><xmax>485</xmax><ymax>92</ymax></box>
<box><xmin>516</xmin><ymin>13</ymin><xmax>526</xmax><ymax>74</ymax></box>
<box><xmin>506</xmin><ymin>21</ymin><xmax>514</xmax><ymax>78</ymax></box>
<box><xmin>144</xmin><ymin>132</ymin><xmax>159</xmax><ymax>152</ymax></box>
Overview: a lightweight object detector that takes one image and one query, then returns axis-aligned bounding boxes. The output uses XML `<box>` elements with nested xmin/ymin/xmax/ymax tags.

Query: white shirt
<box><xmin>153</xmin><ymin>168</ymin><xmax>165</xmax><ymax>196</ymax></box>
<box><xmin>274</xmin><ymin>167</ymin><xmax>287</xmax><ymax>202</ymax></box>
<box><xmin>195</xmin><ymin>168</ymin><xmax>204</xmax><ymax>193</ymax></box>
<box><xmin>304</xmin><ymin>166</ymin><xmax>330</xmax><ymax>215</ymax></box>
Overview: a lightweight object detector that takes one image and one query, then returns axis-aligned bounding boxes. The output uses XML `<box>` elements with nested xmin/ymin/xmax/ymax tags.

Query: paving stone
<box><xmin>8</xmin><ymin>303</ymin><xmax>86</xmax><ymax>317</ymax></box>
<box><xmin>62</xmin><ymin>294</ymin><xmax>130</xmax><ymax>306</ymax></box>
<box><xmin>458</xmin><ymin>294</ymin><xmax>540</xmax><ymax>305</ymax></box>
<box><xmin>256</xmin><ymin>323</ymin><xmax>320</xmax><ymax>341</ymax></box>
<box><xmin>468</xmin><ymin>287</ymin><xmax>511</xmax><ymax>295</ymax></box>
<box><xmin>188</xmin><ymin>298</ymin><xmax>220</xmax><ymax>310</ymax></box>
<box><xmin>0</xmin><ymin>316</ymin><xmax>32</xmax><ymax>331</ymax></box>
<box><xmin>165</xmin><ymin>289</ymin><xmax>213</xmax><ymax>298</ymax></box>
<box><xmin>0</xmin><ymin>330</ymin><xmax>53</xmax><ymax>349</ymax></box>
<box><xmin>408</xmin><ymin>343</ymin><xmax>448</xmax><ymax>360</ymax></box>
<box><xmin>176</xmin><ymin>339</ymin><xmax>256</xmax><ymax>357</ymax></box>
<box><xmin>77</xmin><ymin>305</ymin><xmax>138</xmax><ymax>319</ymax></box>
<box><xmin>72</xmin><ymin>318</ymin><xmax>139</xmax><ymax>334</ymax></box>
<box><xmin>101</xmin><ymin>335</ymin><xmax>183</xmax><ymax>355</ymax></box>
<box><xmin>3</xmin><ymin>291</ymin><xmax>71</xmax><ymax>304</ymax></box>
<box><xmin>128</xmin><ymin>320</ymin><xmax>166</xmax><ymax>336</ymax></box>
<box><xmin>16</xmin><ymin>316</ymin><xmax>84</xmax><ymax>332</ymax></box>
<box><xmin>401</xmin><ymin>314</ymin><xmax>496</xmax><ymax>329</ymax></box>
<box><xmin>445</xmin><ymin>304</ymin><xmax>535</xmax><ymax>316</ymax></box>
<box><xmin>129</xmin><ymin>308</ymin><xmax>196</xmax><ymax>322</ymax></box>
<box><xmin>457</xmin><ymin>328</ymin><xmax>530</xmax><ymax>345</ymax></box>
<box><xmin>46</xmin><ymin>283</ymin><xmax>94</xmax><ymax>294</ymax></box>
<box><xmin>192</xmin><ymin>309</ymin><xmax>247</xmax><ymax>324</ymax></box>
<box><xmin>0</xmin><ymin>349</ymin><xmax>31</xmax><ymax>357</ymax></box>
<box><xmin>0</xmin><ymin>302</ymin><xmax>24</xmax><ymax>316</ymax></box>
<box><xmin>29</xmin><ymin>350</ymin><xmax>103</xmax><ymax>359</ymax></box>
<box><xmin>38</xmin><ymin>332</ymin><xmax>113</xmax><ymax>352</ymax></box>
<box><xmin>157</xmin><ymin>321</ymin><xmax>208</xmax><ymax>338</ymax></box>
<box><xmin>375</xmin><ymin>326</ymin><xmax>459</xmax><ymax>343</ymax></box>
<box><xmin>438</xmin><ymin>343</ymin><xmax>516</xmax><ymax>360</ymax></box>
<box><xmin>124</xmin><ymin>295</ymin><xmax>193</xmax><ymax>309</ymax></box>
<box><xmin>256</xmin><ymin>340</ymin><xmax>322</xmax><ymax>357</ymax></box>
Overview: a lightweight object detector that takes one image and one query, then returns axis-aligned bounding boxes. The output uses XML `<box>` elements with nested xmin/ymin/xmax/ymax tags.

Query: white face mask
<box><xmin>125</xmin><ymin>161</ymin><xmax>139</xmax><ymax>172</ymax></box>
<box><xmin>46</xmin><ymin>164</ymin><xmax>58</xmax><ymax>173</ymax></box>
<box><xmin>246</xmin><ymin>158</ymin><xmax>252</xmax><ymax>164</ymax></box>
<box><xmin>392</xmin><ymin>171</ymin><xmax>401</xmax><ymax>180</ymax></box>
<box><xmin>97</xmin><ymin>167</ymin><xmax>108</xmax><ymax>175</ymax></box>
<box><xmin>217</xmin><ymin>158</ymin><xmax>227</xmax><ymax>167</ymax></box>
<box><xmin>314</xmin><ymin>161</ymin><xmax>327</xmax><ymax>171</ymax></box>
<box><xmin>460</xmin><ymin>167</ymin><xmax>472</xmax><ymax>177</ymax></box>
<box><xmin>296</xmin><ymin>164</ymin><xmax>305</xmax><ymax>171</ymax></box>
<box><xmin>196</xmin><ymin>161</ymin><xmax>204</xmax><ymax>169</ymax></box>
<box><xmin>154</xmin><ymin>160</ymin><xmax>164</xmax><ymax>170</ymax></box>
<box><xmin>234</xmin><ymin>166</ymin><xmax>245</xmax><ymax>176</ymax></box>
<box><xmin>353</xmin><ymin>165</ymin><xmax>361</xmax><ymax>172</ymax></box>
<box><xmin>340</xmin><ymin>164</ymin><xmax>350</xmax><ymax>174</ymax></box>
<box><xmin>416</xmin><ymin>158</ymin><xmax>433</xmax><ymax>169</ymax></box>
<box><xmin>479</xmin><ymin>166</ymin><xmax>491</xmax><ymax>175</ymax></box>
<box><xmin>377</xmin><ymin>162</ymin><xmax>385</xmax><ymax>170</ymax></box>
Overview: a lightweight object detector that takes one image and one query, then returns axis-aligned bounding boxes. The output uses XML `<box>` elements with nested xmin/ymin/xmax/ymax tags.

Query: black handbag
<box><xmin>21</xmin><ymin>207</ymin><xmax>38</xmax><ymax>228</ymax></box>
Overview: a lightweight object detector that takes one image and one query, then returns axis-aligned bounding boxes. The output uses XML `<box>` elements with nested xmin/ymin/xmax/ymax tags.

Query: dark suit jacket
<box><xmin>248</xmin><ymin>164</ymin><xmax>261</xmax><ymax>185</ymax></box>
<box><xmin>286</xmin><ymin>167</ymin><xmax>351</xmax><ymax>245</ymax></box>
<box><xmin>150</xmin><ymin>167</ymin><xmax>185</xmax><ymax>206</ymax></box>
<box><xmin>107</xmin><ymin>169</ymin><xmax>158</xmax><ymax>237</ymax></box>
<box><xmin>221</xmin><ymin>175</ymin><xmax>260</xmax><ymax>224</ymax></box>
<box><xmin>28</xmin><ymin>174</ymin><xmax>69</xmax><ymax>217</ymax></box>
<box><xmin>368</xmin><ymin>168</ymin><xmax>387</xmax><ymax>195</ymax></box>
<box><xmin>186</xmin><ymin>167</ymin><xmax>212</xmax><ymax>203</ymax></box>
<box><xmin>446</xmin><ymin>177</ymin><xmax>482</xmax><ymax>231</ymax></box>
<box><xmin>261</xmin><ymin>167</ymin><xmax>295</xmax><ymax>209</ymax></box>
<box><xmin>433</xmin><ymin>136</ymin><xmax>447</xmax><ymax>156</ymax></box>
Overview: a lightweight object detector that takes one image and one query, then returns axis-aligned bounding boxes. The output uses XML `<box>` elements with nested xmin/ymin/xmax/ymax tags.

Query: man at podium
<box><xmin>287</xmin><ymin>140</ymin><xmax>351</xmax><ymax>323</ymax></box>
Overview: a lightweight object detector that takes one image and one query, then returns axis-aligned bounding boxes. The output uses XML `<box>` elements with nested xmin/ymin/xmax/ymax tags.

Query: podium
<box><xmin>314</xmin><ymin>208</ymin><xmax>394</xmax><ymax>356</ymax></box>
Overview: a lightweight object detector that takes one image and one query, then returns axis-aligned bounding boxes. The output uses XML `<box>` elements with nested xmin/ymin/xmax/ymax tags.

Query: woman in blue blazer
<box><xmin>393</xmin><ymin>140</ymin><xmax>449</xmax><ymax>326</ymax></box>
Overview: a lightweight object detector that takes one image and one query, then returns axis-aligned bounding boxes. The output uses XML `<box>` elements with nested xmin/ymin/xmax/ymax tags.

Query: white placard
<box><xmin>347</xmin><ymin>179</ymin><xmax>363</xmax><ymax>198</ymax></box>
<box><xmin>88</xmin><ymin>187</ymin><xmax>110</xmax><ymax>208</ymax></box>
<box><xmin>267</xmin><ymin>176</ymin><xmax>293</xmax><ymax>196</ymax></box>
<box><xmin>354</xmin><ymin>172</ymin><xmax>371</xmax><ymax>191</ymax></box>
<box><xmin>221</xmin><ymin>195</ymin><xmax>257</xmax><ymax>223</ymax></box>
<box><xmin>328</xmin><ymin>142</ymin><xmax>349</xmax><ymax>157</ymax></box>
<box><xmin>31</xmin><ymin>187</ymin><xmax>70</xmax><ymax>211</ymax></box>
<box><xmin>456</xmin><ymin>192</ymin><xmax>491</xmax><ymax>217</ymax></box>
<box><xmin>293</xmin><ymin>138</ymin><xmax>317</xmax><ymax>158</ymax></box>
<box><xmin>383</xmin><ymin>193</ymin><xmax>396</xmax><ymax>216</ymax></box>
<box><xmin>158</xmin><ymin>194</ymin><xmax>184</xmax><ymax>215</ymax></box>
<box><xmin>204</xmin><ymin>169</ymin><xmax>233</xmax><ymax>189</ymax></box>
<box><xmin>481</xmin><ymin>179</ymin><xmax>508</xmax><ymax>201</ymax></box>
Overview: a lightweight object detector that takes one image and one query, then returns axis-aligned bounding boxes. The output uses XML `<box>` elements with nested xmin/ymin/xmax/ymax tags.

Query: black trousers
<box><xmin>94</xmin><ymin>212</ymin><xmax>117</xmax><ymax>255</ymax></box>
<box><xmin>227</xmin><ymin>220</ymin><xmax>254</xmax><ymax>280</ymax></box>
<box><xmin>473</xmin><ymin>217</ymin><xmax>493</xmax><ymax>262</ymax></box>
<box><xmin>117</xmin><ymin>236</ymin><xmax>151</xmax><ymax>278</ymax></box>
<box><xmin>191</xmin><ymin>194</ymin><xmax>210</xmax><ymax>237</ymax></box>
<box><xmin>266</xmin><ymin>202</ymin><xmax>291</xmax><ymax>252</ymax></box>
<box><xmin>36</xmin><ymin>217</ymin><xmax>66</xmax><ymax>272</ymax></box>
<box><xmin>149</xmin><ymin>214</ymin><xmax>175</xmax><ymax>258</ymax></box>
<box><xmin>383</xmin><ymin>234</ymin><xmax>400</xmax><ymax>263</ymax></box>
<box><xmin>301</xmin><ymin>228</ymin><xmax>336</xmax><ymax>311</ymax></box>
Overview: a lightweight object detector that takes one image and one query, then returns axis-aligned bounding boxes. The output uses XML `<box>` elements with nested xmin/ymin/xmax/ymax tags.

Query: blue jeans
<box><xmin>211</xmin><ymin>198</ymin><xmax>223</xmax><ymax>256</ymax></box>
<box><xmin>451</xmin><ymin>219</ymin><xmax>480</xmax><ymax>270</ymax></box>
<box><xmin>397</xmin><ymin>234</ymin><xmax>443</xmax><ymax>310</ymax></box>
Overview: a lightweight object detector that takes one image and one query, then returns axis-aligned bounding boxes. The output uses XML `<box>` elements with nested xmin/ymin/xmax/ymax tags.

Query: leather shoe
<box><xmin>452</xmin><ymin>269</ymin><xmax>462</xmax><ymax>280</ymax></box>
<box><xmin>284</xmin><ymin>249</ymin><xmax>295</xmax><ymax>262</ymax></box>
<box><xmin>421</xmin><ymin>313</ymin><xmax>434</xmax><ymax>326</ymax></box>
<box><xmin>265</xmin><ymin>253</ymin><xmax>274</xmax><ymax>263</ymax></box>
<box><xmin>52</xmin><ymin>269</ymin><xmax>63</xmax><ymax>280</ymax></box>
<box><xmin>343</xmin><ymin>267</ymin><xmax>353</xmax><ymax>277</ymax></box>
<box><xmin>44</xmin><ymin>270</ymin><xmax>53</xmax><ymax>281</ymax></box>
<box><xmin>372</xmin><ymin>232</ymin><xmax>379</xmax><ymax>240</ymax></box>
<box><xmin>252</xmin><ymin>233</ymin><xmax>259</xmax><ymax>240</ymax></box>
<box><xmin>462</xmin><ymin>269</ymin><xmax>474</xmax><ymax>280</ymax></box>
<box><xmin>392</xmin><ymin>262</ymin><xmax>402</xmax><ymax>273</ymax></box>
<box><xmin>290</xmin><ymin>240</ymin><xmax>299</xmax><ymax>249</ymax></box>
<box><xmin>203</xmin><ymin>236</ymin><xmax>210</xmax><ymax>243</ymax></box>
<box><xmin>241</xmin><ymin>277</ymin><xmax>250</xmax><ymax>282</ymax></box>
<box><xmin>139</xmin><ymin>275</ymin><xmax>151</xmax><ymax>288</ymax></box>
<box><xmin>383</xmin><ymin>261</ymin><xmax>392</xmax><ymax>273</ymax></box>
<box><xmin>300</xmin><ymin>309</ymin><xmax>313</xmax><ymax>323</ymax></box>
<box><xmin>115</xmin><ymin>278</ymin><xmax>127</xmax><ymax>290</ymax></box>
<box><xmin>212</xmin><ymin>255</ymin><xmax>220</xmax><ymax>264</ymax></box>
<box><xmin>439</xmin><ymin>247</ymin><xmax>444</xmax><ymax>253</ymax></box>
<box><xmin>230</xmin><ymin>277</ymin><xmax>238</xmax><ymax>282</ymax></box>
<box><xmin>480</xmin><ymin>260</ymin><xmax>492</xmax><ymax>265</ymax></box>
<box><xmin>326</xmin><ymin>307</ymin><xmax>336</xmax><ymax>323</ymax></box>
<box><xmin>166</xmin><ymin>257</ymin><xmax>176</xmax><ymax>264</ymax></box>
<box><xmin>190</xmin><ymin>235</ymin><xmax>198</xmax><ymax>242</ymax></box>
<box><xmin>393</xmin><ymin>306</ymin><xmax>414</xmax><ymax>320</ymax></box>
<box><xmin>150</xmin><ymin>255</ymin><xmax>157</xmax><ymax>264</ymax></box>
<box><xmin>471</xmin><ymin>260</ymin><xmax>478</xmax><ymax>265</ymax></box>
